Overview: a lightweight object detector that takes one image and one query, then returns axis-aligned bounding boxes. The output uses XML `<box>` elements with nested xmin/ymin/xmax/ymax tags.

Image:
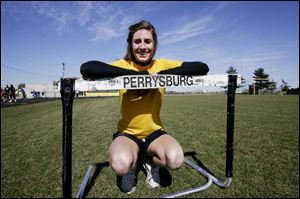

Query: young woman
<box><xmin>81</xmin><ymin>20</ymin><xmax>209</xmax><ymax>194</ymax></box>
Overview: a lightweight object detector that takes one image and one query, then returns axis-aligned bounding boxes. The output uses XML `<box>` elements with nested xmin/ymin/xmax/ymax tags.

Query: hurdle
<box><xmin>60</xmin><ymin>74</ymin><xmax>239</xmax><ymax>198</ymax></box>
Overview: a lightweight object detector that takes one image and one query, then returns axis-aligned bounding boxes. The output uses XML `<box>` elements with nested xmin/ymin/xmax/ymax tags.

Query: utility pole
<box><xmin>272</xmin><ymin>63</ymin><xmax>275</xmax><ymax>82</ymax></box>
<box><xmin>62</xmin><ymin>63</ymin><xmax>65</xmax><ymax>78</ymax></box>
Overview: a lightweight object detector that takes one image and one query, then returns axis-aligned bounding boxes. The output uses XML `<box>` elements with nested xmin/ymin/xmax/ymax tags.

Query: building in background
<box><xmin>18</xmin><ymin>81</ymin><xmax>60</xmax><ymax>99</ymax></box>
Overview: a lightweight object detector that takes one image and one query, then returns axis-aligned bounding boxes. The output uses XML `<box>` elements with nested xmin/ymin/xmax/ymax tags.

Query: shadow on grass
<box><xmin>184</xmin><ymin>151</ymin><xmax>216</xmax><ymax>177</ymax></box>
<box><xmin>81</xmin><ymin>161</ymin><xmax>110</xmax><ymax>198</ymax></box>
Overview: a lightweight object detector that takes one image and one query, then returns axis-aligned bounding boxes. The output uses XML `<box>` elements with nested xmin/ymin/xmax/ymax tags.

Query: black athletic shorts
<box><xmin>112</xmin><ymin>129</ymin><xmax>167</xmax><ymax>154</ymax></box>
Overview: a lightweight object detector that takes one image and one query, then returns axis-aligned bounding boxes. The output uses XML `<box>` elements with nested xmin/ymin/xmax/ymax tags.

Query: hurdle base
<box><xmin>76</xmin><ymin>165</ymin><xmax>94</xmax><ymax>198</ymax></box>
<box><xmin>76</xmin><ymin>158</ymin><xmax>232</xmax><ymax>198</ymax></box>
<box><xmin>161</xmin><ymin>158</ymin><xmax>232</xmax><ymax>198</ymax></box>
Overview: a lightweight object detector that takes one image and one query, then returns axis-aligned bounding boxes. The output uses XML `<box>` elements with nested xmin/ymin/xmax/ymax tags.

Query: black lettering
<box><xmin>159</xmin><ymin>76</ymin><xmax>165</xmax><ymax>87</ymax></box>
<box><xmin>173</xmin><ymin>75</ymin><xmax>179</xmax><ymax>86</ymax></box>
<box><xmin>152</xmin><ymin>76</ymin><xmax>159</xmax><ymax>87</ymax></box>
<box><xmin>145</xmin><ymin>76</ymin><xmax>152</xmax><ymax>88</ymax></box>
<box><xmin>180</xmin><ymin>76</ymin><xmax>186</xmax><ymax>86</ymax></box>
<box><xmin>166</xmin><ymin>75</ymin><xmax>173</xmax><ymax>86</ymax></box>
<box><xmin>137</xmin><ymin>76</ymin><xmax>145</xmax><ymax>88</ymax></box>
<box><xmin>124</xmin><ymin>77</ymin><xmax>130</xmax><ymax>88</ymax></box>
<box><xmin>187</xmin><ymin>75</ymin><xmax>193</xmax><ymax>86</ymax></box>
<box><xmin>130</xmin><ymin>77</ymin><xmax>137</xmax><ymax>88</ymax></box>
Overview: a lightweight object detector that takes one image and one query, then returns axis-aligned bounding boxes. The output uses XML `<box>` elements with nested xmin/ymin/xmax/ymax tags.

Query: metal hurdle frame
<box><xmin>162</xmin><ymin>74</ymin><xmax>236</xmax><ymax>198</ymax></box>
<box><xmin>60</xmin><ymin>74</ymin><xmax>237</xmax><ymax>198</ymax></box>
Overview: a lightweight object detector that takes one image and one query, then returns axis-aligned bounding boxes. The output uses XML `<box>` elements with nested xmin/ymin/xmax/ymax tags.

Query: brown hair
<box><xmin>124</xmin><ymin>20</ymin><xmax>158</xmax><ymax>62</ymax></box>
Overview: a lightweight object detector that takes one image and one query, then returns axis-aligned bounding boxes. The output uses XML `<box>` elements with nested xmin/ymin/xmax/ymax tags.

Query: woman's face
<box><xmin>132</xmin><ymin>29</ymin><xmax>155</xmax><ymax>64</ymax></box>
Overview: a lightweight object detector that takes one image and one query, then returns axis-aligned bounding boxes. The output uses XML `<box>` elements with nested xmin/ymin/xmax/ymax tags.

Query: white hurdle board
<box><xmin>75</xmin><ymin>74</ymin><xmax>241</xmax><ymax>91</ymax></box>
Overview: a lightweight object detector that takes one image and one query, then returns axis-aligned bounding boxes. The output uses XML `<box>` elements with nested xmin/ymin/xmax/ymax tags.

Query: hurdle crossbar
<box><xmin>60</xmin><ymin>74</ymin><xmax>238</xmax><ymax>198</ymax></box>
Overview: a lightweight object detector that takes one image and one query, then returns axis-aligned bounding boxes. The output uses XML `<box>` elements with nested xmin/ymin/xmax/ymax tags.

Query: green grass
<box><xmin>1</xmin><ymin>95</ymin><xmax>299</xmax><ymax>198</ymax></box>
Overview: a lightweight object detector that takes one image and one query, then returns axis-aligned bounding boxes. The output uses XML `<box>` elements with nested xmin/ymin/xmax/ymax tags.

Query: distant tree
<box><xmin>224</xmin><ymin>66</ymin><xmax>245</xmax><ymax>90</ymax></box>
<box><xmin>226</xmin><ymin>66</ymin><xmax>238</xmax><ymax>74</ymax></box>
<box><xmin>253</xmin><ymin>68</ymin><xmax>269</xmax><ymax>79</ymax></box>
<box><xmin>240</xmin><ymin>76</ymin><xmax>246</xmax><ymax>88</ymax></box>
<box><xmin>266</xmin><ymin>81</ymin><xmax>277</xmax><ymax>94</ymax></box>
<box><xmin>280</xmin><ymin>79</ymin><xmax>290</xmax><ymax>95</ymax></box>
<box><xmin>252</xmin><ymin>68</ymin><xmax>273</xmax><ymax>94</ymax></box>
<box><xmin>280</xmin><ymin>79</ymin><xmax>290</xmax><ymax>90</ymax></box>
<box><xmin>287</xmin><ymin>87</ymin><xmax>299</xmax><ymax>95</ymax></box>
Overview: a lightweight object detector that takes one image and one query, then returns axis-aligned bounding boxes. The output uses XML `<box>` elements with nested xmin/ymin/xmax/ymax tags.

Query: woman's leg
<box><xmin>108</xmin><ymin>136</ymin><xmax>139</xmax><ymax>176</ymax></box>
<box><xmin>147</xmin><ymin>134</ymin><xmax>184</xmax><ymax>170</ymax></box>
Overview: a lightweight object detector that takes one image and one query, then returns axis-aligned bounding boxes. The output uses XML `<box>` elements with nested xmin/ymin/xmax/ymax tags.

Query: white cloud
<box><xmin>30</xmin><ymin>2</ymin><xmax>138</xmax><ymax>41</ymax></box>
<box><xmin>77</xmin><ymin>1</ymin><xmax>93</xmax><ymax>26</ymax></box>
<box><xmin>240</xmin><ymin>50</ymin><xmax>288</xmax><ymax>64</ymax></box>
<box><xmin>85</xmin><ymin>3</ymin><xmax>137</xmax><ymax>42</ymax></box>
<box><xmin>159</xmin><ymin>16</ymin><xmax>216</xmax><ymax>45</ymax></box>
<box><xmin>158</xmin><ymin>2</ymin><xmax>230</xmax><ymax>45</ymax></box>
<box><xmin>31</xmin><ymin>2</ymin><xmax>73</xmax><ymax>35</ymax></box>
<box><xmin>88</xmin><ymin>21</ymin><xmax>119</xmax><ymax>42</ymax></box>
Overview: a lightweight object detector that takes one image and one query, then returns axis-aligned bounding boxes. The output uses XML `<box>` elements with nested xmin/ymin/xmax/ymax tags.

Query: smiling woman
<box><xmin>131</xmin><ymin>29</ymin><xmax>155</xmax><ymax>64</ymax></box>
<box><xmin>124</xmin><ymin>21</ymin><xmax>158</xmax><ymax>66</ymax></box>
<box><xmin>80</xmin><ymin>20</ymin><xmax>209</xmax><ymax>195</ymax></box>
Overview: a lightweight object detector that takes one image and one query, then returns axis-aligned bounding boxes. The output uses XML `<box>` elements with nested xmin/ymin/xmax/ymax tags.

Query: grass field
<box><xmin>1</xmin><ymin>95</ymin><xmax>299</xmax><ymax>198</ymax></box>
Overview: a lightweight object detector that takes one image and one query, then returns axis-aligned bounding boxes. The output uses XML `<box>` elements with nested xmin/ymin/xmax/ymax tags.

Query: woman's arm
<box><xmin>158</xmin><ymin>61</ymin><xmax>209</xmax><ymax>75</ymax></box>
<box><xmin>80</xmin><ymin>60</ymin><xmax>149</xmax><ymax>79</ymax></box>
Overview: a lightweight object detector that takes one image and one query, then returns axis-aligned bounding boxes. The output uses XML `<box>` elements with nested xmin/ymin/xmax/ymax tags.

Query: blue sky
<box><xmin>1</xmin><ymin>1</ymin><xmax>299</xmax><ymax>89</ymax></box>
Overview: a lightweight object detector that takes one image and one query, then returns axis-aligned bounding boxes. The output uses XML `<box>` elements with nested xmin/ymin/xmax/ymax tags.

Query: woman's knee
<box><xmin>108</xmin><ymin>136</ymin><xmax>139</xmax><ymax>175</ymax></box>
<box><xmin>109</xmin><ymin>152</ymin><xmax>136</xmax><ymax>175</ymax></box>
<box><xmin>166</xmin><ymin>149</ymin><xmax>185</xmax><ymax>170</ymax></box>
<box><xmin>148</xmin><ymin>134</ymin><xmax>185</xmax><ymax>170</ymax></box>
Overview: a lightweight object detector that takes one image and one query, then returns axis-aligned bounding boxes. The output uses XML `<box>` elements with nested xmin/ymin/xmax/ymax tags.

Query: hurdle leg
<box><xmin>60</xmin><ymin>78</ymin><xmax>76</xmax><ymax>198</ymax></box>
<box><xmin>162</xmin><ymin>75</ymin><xmax>237</xmax><ymax>198</ymax></box>
<box><xmin>226</xmin><ymin>74</ymin><xmax>237</xmax><ymax>178</ymax></box>
<box><xmin>76</xmin><ymin>165</ymin><xmax>94</xmax><ymax>198</ymax></box>
<box><xmin>161</xmin><ymin>158</ymin><xmax>213</xmax><ymax>198</ymax></box>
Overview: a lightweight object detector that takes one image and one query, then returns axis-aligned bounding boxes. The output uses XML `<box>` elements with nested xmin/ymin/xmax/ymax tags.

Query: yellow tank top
<box><xmin>110</xmin><ymin>58</ymin><xmax>183</xmax><ymax>139</ymax></box>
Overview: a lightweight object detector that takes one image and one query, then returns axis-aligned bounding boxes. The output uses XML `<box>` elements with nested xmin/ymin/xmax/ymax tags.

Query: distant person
<box><xmin>21</xmin><ymin>87</ymin><xmax>26</xmax><ymax>99</ymax></box>
<box><xmin>9</xmin><ymin>84</ymin><xmax>16</xmax><ymax>102</ymax></box>
<box><xmin>1</xmin><ymin>87</ymin><xmax>4</xmax><ymax>102</ymax></box>
<box><xmin>4</xmin><ymin>85</ymin><xmax>10</xmax><ymax>102</ymax></box>
<box><xmin>81</xmin><ymin>20</ymin><xmax>209</xmax><ymax>194</ymax></box>
<box><xmin>32</xmin><ymin>90</ymin><xmax>37</xmax><ymax>99</ymax></box>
